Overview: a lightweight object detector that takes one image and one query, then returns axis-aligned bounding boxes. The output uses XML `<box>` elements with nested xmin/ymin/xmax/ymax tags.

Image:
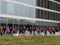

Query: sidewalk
<box><xmin>55</xmin><ymin>31</ymin><xmax>60</xmax><ymax>35</ymax></box>
<box><xmin>13</xmin><ymin>31</ymin><xmax>60</xmax><ymax>36</ymax></box>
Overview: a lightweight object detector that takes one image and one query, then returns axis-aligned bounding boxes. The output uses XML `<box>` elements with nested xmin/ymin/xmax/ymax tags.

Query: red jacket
<box><xmin>48</xmin><ymin>28</ymin><xmax>52</xmax><ymax>32</ymax></box>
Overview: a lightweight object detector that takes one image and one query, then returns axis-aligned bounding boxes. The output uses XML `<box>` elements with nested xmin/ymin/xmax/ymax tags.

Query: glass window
<box><xmin>6</xmin><ymin>2</ymin><xmax>35</xmax><ymax>18</ymax></box>
<box><xmin>7</xmin><ymin>2</ymin><xmax>15</xmax><ymax>15</ymax></box>
<box><xmin>2</xmin><ymin>1</ymin><xmax>7</xmax><ymax>14</ymax></box>
<box><xmin>16</xmin><ymin>0</ymin><xmax>36</xmax><ymax>5</ymax></box>
<box><xmin>0</xmin><ymin>0</ymin><xmax>2</xmax><ymax>13</ymax></box>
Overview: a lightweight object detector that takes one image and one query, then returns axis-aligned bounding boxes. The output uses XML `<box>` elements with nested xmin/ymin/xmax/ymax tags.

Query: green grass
<box><xmin>0</xmin><ymin>36</ymin><xmax>60</xmax><ymax>45</ymax></box>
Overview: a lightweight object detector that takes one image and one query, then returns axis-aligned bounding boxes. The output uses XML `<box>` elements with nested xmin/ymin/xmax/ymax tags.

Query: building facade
<box><xmin>0</xmin><ymin>0</ymin><xmax>60</xmax><ymax>28</ymax></box>
<box><xmin>0</xmin><ymin>0</ymin><xmax>36</xmax><ymax>25</ymax></box>
<box><xmin>36</xmin><ymin>0</ymin><xmax>60</xmax><ymax>27</ymax></box>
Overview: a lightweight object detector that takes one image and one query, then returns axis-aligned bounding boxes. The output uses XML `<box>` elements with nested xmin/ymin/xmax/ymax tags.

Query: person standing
<box><xmin>52</xmin><ymin>27</ymin><xmax>55</xmax><ymax>34</ymax></box>
<box><xmin>23</xmin><ymin>26</ymin><xmax>26</xmax><ymax>35</ymax></box>
<box><xmin>13</xmin><ymin>26</ymin><xmax>17</xmax><ymax>34</ymax></box>
<box><xmin>0</xmin><ymin>25</ymin><xmax>3</xmax><ymax>36</ymax></box>
<box><xmin>44</xmin><ymin>26</ymin><xmax>47</xmax><ymax>35</ymax></box>
<box><xmin>48</xmin><ymin>27</ymin><xmax>52</xmax><ymax>35</ymax></box>
<box><xmin>32</xmin><ymin>26</ymin><xmax>36</xmax><ymax>36</ymax></box>
<box><xmin>29</xmin><ymin>27</ymin><xmax>32</xmax><ymax>34</ymax></box>
<box><xmin>19</xmin><ymin>26</ymin><xmax>23</xmax><ymax>34</ymax></box>
<box><xmin>3</xmin><ymin>26</ymin><xmax>6</xmax><ymax>35</ymax></box>
<box><xmin>10</xmin><ymin>27</ymin><xmax>13</xmax><ymax>35</ymax></box>
<box><xmin>36</xmin><ymin>26</ymin><xmax>40</xmax><ymax>35</ymax></box>
<box><xmin>6</xmin><ymin>26</ymin><xmax>10</xmax><ymax>35</ymax></box>
<box><xmin>40</xmin><ymin>26</ymin><xmax>44</xmax><ymax>35</ymax></box>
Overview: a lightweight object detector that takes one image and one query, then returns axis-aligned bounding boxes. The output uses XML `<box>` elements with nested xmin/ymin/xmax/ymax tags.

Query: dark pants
<box><xmin>30</xmin><ymin>31</ymin><xmax>32</xmax><ymax>34</ymax></box>
<box><xmin>45</xmin><ymin>31</ymin><xmax>47</xmax><ymax>35</ymax></box>
<box><xmin>3</xmin><ymin>30</ymin><xmax>5</xmax><ymax>34</ymax></box>
<box><xmin>10</xmin><ymin>30</ymin><xmax>12</xmax><ymax>34</ymax></box>
<box><xmin>6</xmin><ymin>32</ymin><xmax>10</xmax><ymax>35</ymax></box>
<box><xmin>19</xmin><ymin>30</ymin><xmax>23</xmax><ymax>34</ymax></box>
<box><xmin>52</xmin><ymin>31</ymin><xmax>55</xmax><ymax>34</ymax></box>
<box><xmin>50</xmin><ymin>32</ymin><xmax>52</xmax><ymax>34</ymax></box>
<box><xmin>0</xmin><ymin>32</ymin><xmax>2</xmax><ymax>36</ymax></box>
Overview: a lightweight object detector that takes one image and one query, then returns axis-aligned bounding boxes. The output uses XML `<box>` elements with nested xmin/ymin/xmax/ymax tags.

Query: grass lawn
<box><xmin>0</xmin><ymin>36</ymin><xmax>60</xmax><ymax>45</ymax></box>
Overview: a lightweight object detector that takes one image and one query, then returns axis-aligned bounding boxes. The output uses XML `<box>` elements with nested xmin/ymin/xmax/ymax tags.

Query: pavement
<box><xmin>55</xmin><ymin>31</ymin><xmax>60</xmax><ymax>35</ymax></box>
<box><xmin>13</xmin><ymin>31</ymin><xmax>60</xmax><ymax>36</ymax></box>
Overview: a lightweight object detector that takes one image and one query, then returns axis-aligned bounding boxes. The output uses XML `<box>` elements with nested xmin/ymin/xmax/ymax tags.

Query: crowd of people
<box><xmin>0</xmin><ymin>24</ymin><xmax>59</xmax><ymax>36</ymax></box>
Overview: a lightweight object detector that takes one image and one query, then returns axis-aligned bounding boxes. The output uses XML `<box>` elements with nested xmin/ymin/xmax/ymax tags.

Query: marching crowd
<box><xmin>0</xmin><ymin>24</ymin><xmax>59</xmax><ymax>36</ymax></box>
